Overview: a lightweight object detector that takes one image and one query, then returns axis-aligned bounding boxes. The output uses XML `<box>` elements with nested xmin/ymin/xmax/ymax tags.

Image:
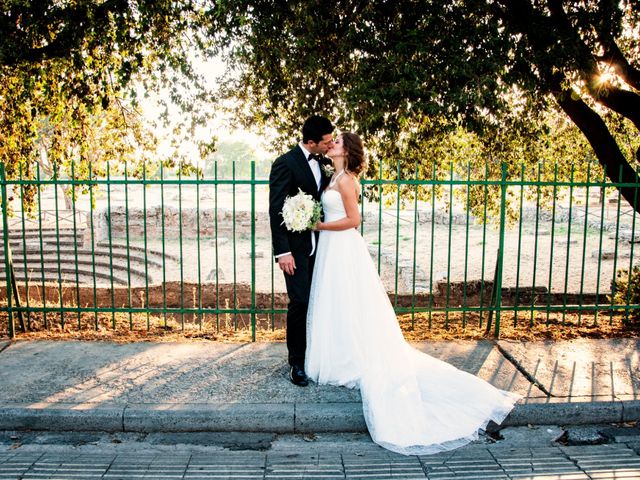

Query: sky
<box><xmin>140</xmin><ymin>51</ymin><xmax>275</xmax><ymax>166</ymax></box>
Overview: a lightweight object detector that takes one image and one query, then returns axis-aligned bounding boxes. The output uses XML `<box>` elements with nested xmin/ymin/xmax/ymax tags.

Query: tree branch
<box><xmin>545</xmin><ymin>1</ymin><xmax>640</xmax><ymax>132</ymax></box>
<box><xmin>555</xmin><ymin>86</ymin><xmax>640</xmax><ymax>211</ymax></box>
<box><xmin>598</xmin><ymin>40</ymin><xmax>640</xmax><ymax>91</ymax></box>
<box><xmin>1</xmin><ymin>0</ymin><xmax>127</xmax><ymax>67</ymax></box>
<box><xmin>585</xmin><ymin>83</ymin><xmax>640</xmax><ymax>132</ymax></box>
<box><xmin>546</xmin><ymin>0</ymin><xmax>598</xmax><ymax>72</ymax></box>
<box><xmin>593</xmin><ymin>0</ymin><xmax>640</xmax><ymax>91</ymax></box>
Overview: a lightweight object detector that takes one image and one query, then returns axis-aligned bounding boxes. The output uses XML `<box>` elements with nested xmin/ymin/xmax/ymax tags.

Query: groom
<box><xmin>269</xmin><ymin>115</ymin><xmax>335</xmax><ymax>386</ymax></box>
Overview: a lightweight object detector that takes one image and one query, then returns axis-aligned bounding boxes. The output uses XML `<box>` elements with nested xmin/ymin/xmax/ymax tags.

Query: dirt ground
<box><xmin>2</xmin><ymin>309</ymin><xmax>638</xmax><ymax>344</ymax></box>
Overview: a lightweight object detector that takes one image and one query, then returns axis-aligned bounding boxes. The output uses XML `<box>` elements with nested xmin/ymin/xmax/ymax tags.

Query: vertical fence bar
<box><xmin>142</xmin><ymin>161</ymin><xmax>150</xmax><ymax>330</ymax></box>
<box><xmin>428</xmin><ymin>163</ymin><xmax>436</xmax><ymax>328</ymax></box>
<box><xmin>18</xmin><ymin>163</ymin><xmax>30</xmax><ymax>328</ymax></box>
<box><xmin>594</xmin><ymin>167</ymin><xmax>607</xmax><ymax>323</ymax></box>
<box><xmin>479</xmin><ymin>162</ymin><xmax>489</xmax><ymax>326</ymax></box>
<box><xmin>196</xmin><ymin>167</ymin><xmax>202</xmax><ymax>329</ymax></box>
<box><xmin>251</xmin><ymin>160</ymin><xmax>256</xmax><ymax>341</ymax></box>
<box><xmin>493</xmin><ymin>163</ymin><xmax>508</xmax><ymax>338</ymax></box>
<box><xmin>36</xmin><ymin>162</ymin><xmax>47</xmax><ymax>327</ymax></box>
<box><xmin>124</xmin><ymin>162</ymin><xmax>133</xmax><ymax>328</ymax></box>
<box><xmin>0</xmin><ymin>163</ymin><xmax>14</xmax><ymax>338</ymax></box>
<box><xmin>88</xmin><ymin>162</ymin><xmax>98</xmax><ymax>328</ymax></box>
<box><xmin>463</xmin><ymin>162</ymin><xmax>471</xmax><ymax>327</ymax></box>
<box><xmin>70</xmin><ymin>161</ymin><xmax>81</xmax><ymax>326</ymax></box>
<box><xmin>270</xmin><ymin>180</ymin><xmax>275</xmax><ymax>330</ymax></box>
<box><xmin>160</xmin><ymin>162</ymin><xmax>167</xmax><ymax>327</ymax></box>
<box><xmin>377</xmin><ymin>157</ymin><xmax>383</xmax><ymax>274</ymax></box>
<box><xmin>578</xmin><ymin>163</ymin><xmax>591</xmax><ymax>325</ymax></box>
<box><xmin>411</xmin><ymin>160</ymin><xmax>419</xmax><ymax>327</ymax></box>
<box><xmin>531</xmin><ymin>163</ymin><xmax>541</xmax><ymax>326</ymax></box>
<box><xmin>445</xmin><ymin>162</ymin><xmax>454</xmax><ymax>327</ymax></box>
<box><xmin>232</xmin><ymin>160</ymin><xmax>237</xmax><ymax>329</ymax></box>
<box><xmin>214</xmin><ymin>161</ymin><xmax>220</xmax><ymax>331</ymax></box>
<box><xmin>106</xmin><ymin>162</ymin><xmax>115</xmax><ymax>328</ymax></box>
<box><xmin>360</xmin><ymin>172</ymin><xmax>365</xmax><ymax>236</ymax></box>
<box><xmin>394</xmin><ymin>158</ymin><xmax>401</xmax><ymax>308</ymax></box>
<box><xmin>562</xmin><ymin>165</ymin><xmax>575</xmax><ymax>324</ymax></box>
<box><xmin>514</xmin><ymin>164</ymin><xmax>525</xmax><ymax>326</ymax></box>
<box><xmin>609</xmin><ymin>165</ymin><xmax>623</xmax><ymax>324</ymax></box>
<box><xmin>546</xmin><ymin>164</ymin><xmax>558</xmax><ymax>325</ymax></box>
<box><xmin>178</xmin><ymin>164</ymin><xmax>185</xmax><ymax>329</ymax></box>
<box><xmin>53</xmin><ymin>164</ymin><xmax>64</xmax><ymax>327</ymax></box>
<box><xmin>624</xmin><ymin>183</ymin><xmax>638</xmax><ymax>322</ymax></box>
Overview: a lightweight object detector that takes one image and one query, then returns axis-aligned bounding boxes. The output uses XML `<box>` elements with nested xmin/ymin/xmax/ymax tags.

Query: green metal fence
<box><xmin>1</xmin><ymin>160</ymin><xmax>639</xmax><ymax>339</ymax></box>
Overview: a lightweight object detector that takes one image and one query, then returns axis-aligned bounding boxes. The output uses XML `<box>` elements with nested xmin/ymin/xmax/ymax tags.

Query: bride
<box><xmin>305</xmin><ymin>132</ymin><xmax>520</xmax><ymax>456</ymax></box>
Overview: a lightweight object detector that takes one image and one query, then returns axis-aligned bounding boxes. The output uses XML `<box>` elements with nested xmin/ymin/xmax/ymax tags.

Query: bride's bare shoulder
<box><xmin>337</xmin><ymin>172</ymin><xmax>358</xmax><ymax>186</ymax></box>
<box><xmin>337</xmin><ymin>172</ymin><xmax>360</xmax><ymax>196</ymax></box>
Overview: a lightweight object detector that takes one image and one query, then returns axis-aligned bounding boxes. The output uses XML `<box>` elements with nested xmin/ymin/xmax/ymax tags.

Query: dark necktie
<box><xmin>308</xmin><ymin>153</ymin><xmax>322</xmax><ymax>162</ymax></box>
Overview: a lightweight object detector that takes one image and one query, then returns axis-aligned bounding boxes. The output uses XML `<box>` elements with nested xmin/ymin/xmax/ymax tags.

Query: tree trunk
<box><xmin>62</xmin><ymin>185</ymin><xmax>73</xmax><ymax>210</ymax></box>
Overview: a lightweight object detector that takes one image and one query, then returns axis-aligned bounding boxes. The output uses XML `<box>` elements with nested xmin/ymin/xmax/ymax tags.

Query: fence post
<box><xmin>250</xmin><ymin>160</ymin><xmax>256</xmax><ymax>341</ymax></box>
<box><xmin>494</xmin><ymin>163</ymin><xmax>508</xmax><ymax>338</ymax></box>
<box><xmin>0</xmin><ymin>163</ymin><xmax>14</xmax><ymax>338</ymax></box>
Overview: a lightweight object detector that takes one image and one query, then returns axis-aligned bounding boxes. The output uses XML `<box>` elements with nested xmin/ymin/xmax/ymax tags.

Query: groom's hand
<box><xmin>278</xmin><ymin>254</ymin><xmax>296</xmax><ymax>276</ymax></box>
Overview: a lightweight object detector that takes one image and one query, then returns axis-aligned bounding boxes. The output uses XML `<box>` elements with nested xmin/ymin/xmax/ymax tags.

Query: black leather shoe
<box><xmin>290</xmin><ymin>365</ymin><xmax>309</xmax><ymax>387</ymax></box>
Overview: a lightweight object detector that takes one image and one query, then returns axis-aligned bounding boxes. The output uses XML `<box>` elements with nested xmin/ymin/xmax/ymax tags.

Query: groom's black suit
<box><xmin>269</xmin><ymin>145</ymin><xmax>332</xmax><ymax>368</ymax></box>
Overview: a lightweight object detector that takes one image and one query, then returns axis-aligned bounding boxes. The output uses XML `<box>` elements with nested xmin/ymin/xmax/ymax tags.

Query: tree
<box><xmin>208</xmin><ymin>0</ymin><xmax>640</xmax><ymax>210</ymax></box>
<box><xmin>0</xmin><ymin>0</ymin><xmax>215</xmax><ymax>197</ymax></box>
<box><xmin>204</xmin><ymin>140</ymin><xmax>271</xmax><ymax>179</ymax></box>
<box><xmin>495</xmin><ymin>0</ymin><xmax>640</xmax><ymax>208</ymax></box>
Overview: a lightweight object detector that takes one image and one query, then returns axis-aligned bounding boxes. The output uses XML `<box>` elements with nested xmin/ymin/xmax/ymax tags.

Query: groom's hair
<box><xmin>302</xmin><ymin>115</ymin><xmax>334</xmax><ymax>143</ymax></box>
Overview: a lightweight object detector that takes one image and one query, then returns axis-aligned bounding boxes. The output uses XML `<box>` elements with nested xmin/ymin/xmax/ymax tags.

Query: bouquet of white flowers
<box><xmin>281</xmin><ymin>188</ymin><xmax>322</xmax><ymax>232</ymax></box>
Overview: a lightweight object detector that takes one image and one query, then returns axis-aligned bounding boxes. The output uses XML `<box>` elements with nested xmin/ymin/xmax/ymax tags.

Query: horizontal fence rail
<box><xmin>1</xmin><ymin>160</ymin><xmax>639</xmax><ymax>339</ymax></box>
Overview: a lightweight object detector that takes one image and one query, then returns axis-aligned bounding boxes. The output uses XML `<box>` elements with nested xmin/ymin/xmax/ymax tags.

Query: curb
<box><xmin>0</xmin><ymin>400</ymin><xmax>638</xmax><ymax>433</ymax></box>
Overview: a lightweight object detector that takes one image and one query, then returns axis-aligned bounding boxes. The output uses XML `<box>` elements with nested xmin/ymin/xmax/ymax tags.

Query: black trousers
<box><xmin>283</xmin><ymin>251</ymin><xmax>315</xmax><ymax>367</ymax></box>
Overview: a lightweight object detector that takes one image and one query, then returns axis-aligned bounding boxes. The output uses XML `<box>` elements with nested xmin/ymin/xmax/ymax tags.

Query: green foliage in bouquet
<box><xmin>310</xmin><ymin>201</ymin><xmax>323</xmax><ymax>230</ymax></box>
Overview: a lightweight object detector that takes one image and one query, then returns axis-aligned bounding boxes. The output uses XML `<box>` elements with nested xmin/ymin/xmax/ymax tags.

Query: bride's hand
<box><xmin>313</xmin><ymin>222</ymin><xmax>323</xmax><ymax>231</ymax></box>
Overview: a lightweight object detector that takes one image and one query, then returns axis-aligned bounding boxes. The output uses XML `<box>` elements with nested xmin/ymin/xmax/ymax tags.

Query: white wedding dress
<box><xmin>305</xmin><ymin>173</ymin><xmax>520</xmax><ymax>456</ymax></box>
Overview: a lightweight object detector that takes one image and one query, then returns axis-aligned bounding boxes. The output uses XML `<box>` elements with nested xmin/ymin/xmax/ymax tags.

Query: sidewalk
<box><xmin>0</xmin><ymin>338</ymin><xmax>637</xmax><ymax>433</ymax></box>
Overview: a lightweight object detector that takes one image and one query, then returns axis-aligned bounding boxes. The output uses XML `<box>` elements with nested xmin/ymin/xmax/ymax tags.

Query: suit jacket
<box><xmin>269</xmin><ymin>145</ymin><xmax>332</xmax><ymax>259</ymax></box>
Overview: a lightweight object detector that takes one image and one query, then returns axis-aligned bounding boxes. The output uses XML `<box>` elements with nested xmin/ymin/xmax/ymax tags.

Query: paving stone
<box><xmin>564</xmin><ymin>445</ymin><xmax>640</xmax><ymax>479</ymax></box>
<box><xmin>1</xmin><ymin>437</ymin><xmax>640</xmax><ymax>479</ymax></box>
<box><xmin>507</xmin><ymin>474</ymin><xmax>588</xmax><ymax>479</ymax></box>
<box><xmin>496</xmin><ymin>338</ymin><xmax>640</xmax><ymax>401</ymax></box>
<box><xmin>601</xmin><ymin>426</ymin><xmax>640</xmax><ymax>443</ymax></box>
<box><xmin>626</xmin><ymin>441</ymin><xmax>640</xmax><ymax>455</ymax></box>
<box><xmin>587</xmin><ymin>471</ymin><xmax>640</xmax><ymax>479</ymax></box>
<box><xmin>266</xmin><ymin>463</ymin><xmax>345</xmax><ymax>480</ymax></box>
<box><xmin>342</xmin><ymin>454</ymin><xmax>426</xmax><ymax>479</ymax></box>
<box><xmin>563</xmin><ymin>426</ymin><xmax>608</xmax><ymax>445</ymax></box>
<box><xmin>498</xmin><ymin>425</ymin><xmax>565</xmax><ymax>446</ymax></box>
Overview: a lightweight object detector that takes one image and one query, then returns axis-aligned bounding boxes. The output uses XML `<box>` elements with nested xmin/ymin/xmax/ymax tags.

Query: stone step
<box><xmin>0</xmin><ymin>254</ymin><xmax>159</xmax><ymax>276</ymax></box>
<box><xmin>0</xmin><ymin>266</ymin><xmax>130</xmax><ymax>286</ymax></box>
<box><xmin>6</xmin><ymin>243</ymin><xmax>171</xmax><ymax>265</ymax></box>
<box><xmin>4</xmin><ymin>229</ymin><xmax>82</xmax><ymax>239</ymax></box>
<box><xmin>4</xmin><ymin>250</ymin><xmax>164</xmax><ymax>268</ymax></box>
<box><xmin>96</xmin><ymin>241</ymin><xmax>180</xmax><ymax>262</ymax></box>
<box><xmin>9</xmin><ymin>262</ymin><xmax>149</xmax><ymax>282</ymax></box>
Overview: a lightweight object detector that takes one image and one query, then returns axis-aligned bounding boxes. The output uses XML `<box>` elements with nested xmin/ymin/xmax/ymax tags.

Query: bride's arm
<box><xmin>316</xmin><ymin>175</ymin><xmax>361</xmax><ymax>231</ymax></box>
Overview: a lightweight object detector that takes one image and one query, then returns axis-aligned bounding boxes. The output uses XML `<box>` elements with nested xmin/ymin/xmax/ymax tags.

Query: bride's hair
<box><xmin>342</xmin><ymin>132</ymin><xmax>367</xmax><ymax>177</ymax></box>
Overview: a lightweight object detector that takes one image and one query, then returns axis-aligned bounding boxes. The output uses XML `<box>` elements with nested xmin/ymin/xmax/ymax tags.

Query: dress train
<box><xmin>305</xmin><ymin>184</ymin><xmax>520</xmax><ymax>455</ymax></box>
